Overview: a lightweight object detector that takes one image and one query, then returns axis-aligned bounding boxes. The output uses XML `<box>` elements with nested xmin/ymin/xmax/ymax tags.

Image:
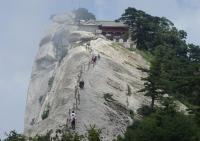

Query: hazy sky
<box><xmin>0</xmin><ymin>0</ymin><xmax>200</xmax><ymax>139</ymax></box>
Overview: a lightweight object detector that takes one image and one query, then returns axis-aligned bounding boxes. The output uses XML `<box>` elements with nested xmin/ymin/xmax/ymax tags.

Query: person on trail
<box><xmin>93</xmin><ymin>56</ymin><xmax>97</xmax><ymax>65</ymax></box>
<box><xmin>70</xmin><ymin>111</ymin><xmax>76</xmax><ymax>130</ymax></box>
<box><xmin>98</xmin><ymin>54</ymin><xmax>100</xmax><ymax>60</ymax></box>
<box><xmin>91</xmin><ymin>55</ymin><xmax>97</xmax><ymax>67</ymax></box>
<box><xmin>91</xmin><ymin>55</ymin><xmax>95</xmax><ymax>65</ymax></box>
<box><xmin>79</xmin><ymin>80</ymin><xmax>84</xmax><ymax>89</ymax></box>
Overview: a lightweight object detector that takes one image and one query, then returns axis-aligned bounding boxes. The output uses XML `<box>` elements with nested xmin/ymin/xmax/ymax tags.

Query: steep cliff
<box><xmin>24</xmin><ymin>12</ymin><xmax>149</xmax><ymax>141</ymax></box>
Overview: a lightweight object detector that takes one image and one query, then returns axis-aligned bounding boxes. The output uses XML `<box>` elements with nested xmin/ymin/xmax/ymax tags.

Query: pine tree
<box><xmin>139</xmin><ymin>46</ymin><xmax>166</xmax><ymax>110</ymax></box>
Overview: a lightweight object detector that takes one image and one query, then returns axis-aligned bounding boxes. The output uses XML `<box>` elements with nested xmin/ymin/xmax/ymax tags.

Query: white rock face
<box><xmin>24</xmin><ymin>12</ymin><xmax>150</xmax><ymax>141</ymax></box>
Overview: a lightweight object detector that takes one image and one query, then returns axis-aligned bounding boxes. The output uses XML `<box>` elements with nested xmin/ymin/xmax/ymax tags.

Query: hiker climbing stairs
<box><xmin>67</xmin><ymin>43</ymin><xmax>101</xmax><ymax>131</ymax></box>
<box><xmin>69</xmin><ymin>42</ymin><xmax>100</xmax><ymax>131</ymax></box>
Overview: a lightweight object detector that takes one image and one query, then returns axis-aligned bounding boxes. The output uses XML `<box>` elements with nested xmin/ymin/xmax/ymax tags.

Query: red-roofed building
<box><xmin>97</xmin><ymin>21</ymin><xmax>129</xmax><ymax>41</ymax></box>
<box><xmin>79</xmin><ymin>20</ymin><xmax>129</xmax><ymax>42</ymax></box>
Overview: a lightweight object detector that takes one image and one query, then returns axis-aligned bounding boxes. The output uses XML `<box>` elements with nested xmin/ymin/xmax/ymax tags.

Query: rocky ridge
<box><xmin>24</xmin><ymin>12</ymin><xmax>150</xmax><ymax>141</ymax></box>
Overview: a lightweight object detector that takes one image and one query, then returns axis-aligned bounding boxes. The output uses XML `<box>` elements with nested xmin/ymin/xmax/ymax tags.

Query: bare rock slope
<box><xmin>24</xmin><ymin>13</ymin><xmax>149</xmax><ymax>141</ymax></box>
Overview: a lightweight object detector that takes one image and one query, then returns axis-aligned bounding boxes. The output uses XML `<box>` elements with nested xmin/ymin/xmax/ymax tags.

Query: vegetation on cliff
<box><xmin>116</xmin><ymin>7</ymin><xmax>200</xmax><ymax>141</ymax></box>
<box><xmin>119</xmin><ymin>6</ymin><xmax>200</xmax><ymax>110</ymax></box>
<box><xmin>3</xmin><ymin>126</ymin><xmax>102</xmax><ymax>141</ymax></box>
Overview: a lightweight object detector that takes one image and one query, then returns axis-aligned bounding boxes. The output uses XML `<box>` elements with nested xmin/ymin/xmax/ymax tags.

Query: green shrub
<box><xmin>118</xmin><ymin>109</ymin><xmax>200</xmax><ymax>141</ymax></box>
<box><xmin>4</xmin><ymin>131</ymin><xmax>26</xmax><ymax>141</ymax></box>
<box><xmin>87</xmin><ymin>125</ymin><xmax>102</xmax><ymax>141</ymax></box>
<box><xmin>3</xmin><ymin>124</ymin><xmax>103</xmax><ymax>141</ymax></box>
<box><xmin>137</xmin><ymin>105</ymin><xmax>152</xmax><ymax>117</ymax></box>
<box><xmin>55</xmin><ymin>128</ymin><xmax>84</xmax><ymax>141</ymax></box>
<box><xmin>41</xmin><ymin>104</ymin><xmax>50</xmax><ymax>120</ymax></box>
<box><xmin>31</xmin><ymin>130</ymin><xmax>52</xmax><ymax>141</ymax></box>
<box><xmin>38</xmin><ymin>96</ymin><xmax>44</xmax><ymax>105</ymax></box>
<box><xmin>48</xmin><ymin>76</ymin><xmax>54</xmax><ymax>92</ymax></box>
<box><xmin>41</xmin><ymin>109</ymin><xmax>49</xmax><ymax>120</ymax></box>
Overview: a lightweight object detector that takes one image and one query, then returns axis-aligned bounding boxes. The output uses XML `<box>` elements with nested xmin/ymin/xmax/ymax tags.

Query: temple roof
<box><xmin>96</xmin><ymin>21</ymin><xmax>128</xmax><ymax>27</ymax></box>
<box><xmin>80</xmin><ymin>20</ymin><xmax>128</xmax><ymax>27</ymax></box>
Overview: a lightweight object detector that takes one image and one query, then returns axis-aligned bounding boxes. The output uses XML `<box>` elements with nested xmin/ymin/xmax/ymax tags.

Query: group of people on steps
<box><xmin>67</xmin><ymin>41</ymin><xmax>101</xmax><ymax>130</ymax></box>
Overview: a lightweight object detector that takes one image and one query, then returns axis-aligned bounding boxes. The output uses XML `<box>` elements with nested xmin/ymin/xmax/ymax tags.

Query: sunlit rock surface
<box><xmin>24</xmin><ymin>12</ymin><xmax>150</xmax><ymax>141</ymax></box>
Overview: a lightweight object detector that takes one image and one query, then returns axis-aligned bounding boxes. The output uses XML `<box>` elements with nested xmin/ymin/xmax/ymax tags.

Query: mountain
<box><xmin>24</xmin><ymin>12</ymin><xmax>149</xmax><ymax>141</ymax></box>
